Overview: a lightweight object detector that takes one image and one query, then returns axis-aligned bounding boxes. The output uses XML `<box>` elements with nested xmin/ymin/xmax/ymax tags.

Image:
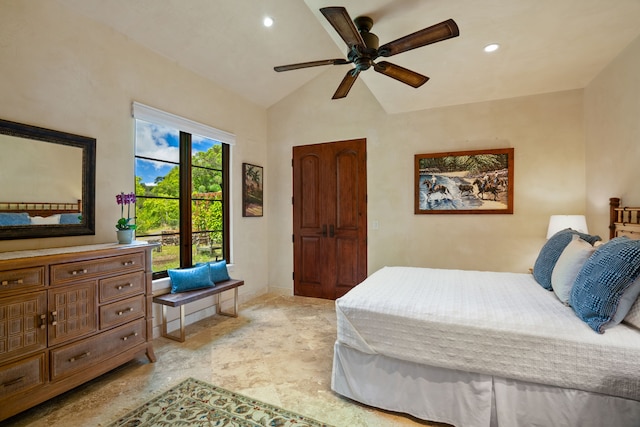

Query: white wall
<box><xmin>0</xmin><ymin>0</ymin><xmax>269</xmax><ymax>302</ymax></box>
<box><xmin>267</xmin><ymin>66</ymin><xmax>587</xmax><ymax>293</ymax></box>
<box><xmin>584</xmin><ymin>34</ymin><xmax>640</xmax><ymax>239</ymax></box>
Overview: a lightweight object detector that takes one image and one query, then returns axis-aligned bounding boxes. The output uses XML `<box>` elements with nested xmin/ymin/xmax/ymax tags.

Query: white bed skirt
<box><xmin>331</xmin><ymin>342</ymin><xmax>640</xmax><ymax>427</ymax></box>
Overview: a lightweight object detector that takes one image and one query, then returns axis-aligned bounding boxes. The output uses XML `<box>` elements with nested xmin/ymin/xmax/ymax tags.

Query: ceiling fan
<box><xmin>274</xmin><ymin>6</ymin><xmax>459</xmax><ymax>99</ymax></box>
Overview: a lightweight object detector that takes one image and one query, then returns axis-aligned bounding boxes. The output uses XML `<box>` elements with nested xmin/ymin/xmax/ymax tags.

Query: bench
<box><xmin>152</xmin><ymin>279</ymin><xmax>244</xmax><ymax>342</ymax></box>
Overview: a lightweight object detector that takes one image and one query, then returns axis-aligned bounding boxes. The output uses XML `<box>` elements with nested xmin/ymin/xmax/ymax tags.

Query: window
<box><xmin>132</xmin><ymin>103</ymin><xmax>233</xmax><ymax>278</ymax></box>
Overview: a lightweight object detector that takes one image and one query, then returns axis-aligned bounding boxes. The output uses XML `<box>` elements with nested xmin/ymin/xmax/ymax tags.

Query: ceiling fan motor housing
<box><xmin>351</xmin><ymin>16</ymin><xmax>379</xmax><ymax>71</ymax></box>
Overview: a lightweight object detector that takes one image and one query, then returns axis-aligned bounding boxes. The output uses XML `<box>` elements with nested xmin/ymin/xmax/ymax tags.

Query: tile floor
<box><xmin>3</xmin><ymin>294</ymin><xmax>443</xmax><ymax>427</ymax></box>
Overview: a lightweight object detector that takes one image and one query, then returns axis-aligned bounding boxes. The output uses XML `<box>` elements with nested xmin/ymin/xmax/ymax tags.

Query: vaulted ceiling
<box><xmin>56</xmin><ymin>0</ymin><xmax>640</xmax><ymax>114</ymax></box>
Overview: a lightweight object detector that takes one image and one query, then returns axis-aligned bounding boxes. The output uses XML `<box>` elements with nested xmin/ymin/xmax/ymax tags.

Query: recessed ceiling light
<box><xmin>263</xmin><ymin>16</ymin><xmax>274</xmax><ymax>27</ymax></box>
<box><xmin>484</xmin><ymin>43</ymin><xmax>500</xmax><ymax>53</ymax></box>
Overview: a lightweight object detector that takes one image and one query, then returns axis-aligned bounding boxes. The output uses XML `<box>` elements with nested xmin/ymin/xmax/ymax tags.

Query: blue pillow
<box><xmin>533</xmin><ymin>228</ymin><xmax>601</xmax><ymax>290</ymax></box>
<box><xmin>570</xmin><ymin>237</ymin><xmax>640</xmax><ymax>333</ymax></box>
<box><xmin>207</xmin><ymin>260</ymin><xmax>230</xmax><ymax>283</ymax></box>
<box><xmin>59</xmin><ymin>213</ymin><xmax>82</xmax><ymax>224</ymax></box>
<box><xmin>168</xmin><ymin>264</ymin><xmax>214</xmax><ymax>293</ymax></box>
<box><xmin>0</xmin><ymin>212</ymin><xmax>30</xmax><ymax>226</ymax></box>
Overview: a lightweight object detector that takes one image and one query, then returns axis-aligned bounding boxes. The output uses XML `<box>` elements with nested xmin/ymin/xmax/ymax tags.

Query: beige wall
<box><xmin>267</xmin><ymin>66</ymin><xmax>587</xmax><ymax>293</ymax></box>
<box><xmin>0</xmin><ymin>1</ymin><xmax>269</xmax><ymax>301</ymax></box>
<box><xmin>584</xmin><ymin>34</ymin><xmax>640</xmax><ymax>239</ymax></box>
<box><xmin>4</xmin><ymin>1</ymin><xmax>636</xmax><ymax>299</ymax></box>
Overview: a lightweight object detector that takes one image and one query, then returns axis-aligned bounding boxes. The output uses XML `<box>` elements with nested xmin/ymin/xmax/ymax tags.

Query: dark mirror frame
<box><xmin>0</xmin><ymin>118</ymin><xmax>96</xmax><ymax>240</ymax></box>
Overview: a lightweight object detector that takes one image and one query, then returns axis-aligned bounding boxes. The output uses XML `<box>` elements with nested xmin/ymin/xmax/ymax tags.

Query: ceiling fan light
<box><xmin>263</xmin><ymin>17</ymin><xmax>274</xmax><ymax>27</ymax></box>
<box><xmin>484</xmin><ymin>43</ymin><xmax>500</xmax><ymax>53</ymax></box>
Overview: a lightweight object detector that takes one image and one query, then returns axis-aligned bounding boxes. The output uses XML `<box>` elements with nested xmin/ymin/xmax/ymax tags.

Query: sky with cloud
<box><xmin>135</xmin><ymin>120</ymin><xmax>219</xmax><ymax>185</ymax></box>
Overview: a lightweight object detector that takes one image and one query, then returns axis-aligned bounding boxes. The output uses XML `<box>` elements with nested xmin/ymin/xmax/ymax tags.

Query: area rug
<box><xmin>106</xmin><ymin>377</ymin><xmax>334</xmax><ymax>427</ymax></box>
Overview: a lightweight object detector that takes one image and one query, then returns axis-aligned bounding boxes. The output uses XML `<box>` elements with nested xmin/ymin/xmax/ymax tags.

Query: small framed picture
<box><xmin>242</xmin><ymin>163</ymin><xmax>263</xmax><ymax>217</ymax></box>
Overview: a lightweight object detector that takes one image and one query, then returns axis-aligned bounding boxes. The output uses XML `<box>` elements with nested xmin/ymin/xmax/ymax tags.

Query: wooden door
<box><xmin>292</xmin><ymin>139</ymin><xmax>367</xmax><ymax>299</ymax></box>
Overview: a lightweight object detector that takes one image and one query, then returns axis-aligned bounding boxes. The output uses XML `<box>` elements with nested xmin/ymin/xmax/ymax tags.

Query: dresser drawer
<box><xmin>0</xmin><ymin>352</ymin><xmax>46</xmax><ymax>400</ymax></box>
<box><xmin>50</xmin><ymin>318</ymin><xmax>145</xmax><ymax>381</ymax></box>
<box><xmin>0</xmin><ymin>267</ymin><xmax>45</xmax><ymax>293</ymax></box>
<box><xmin>50</xmin><ymin>252</ymin><xmax>145</xmax><ymax>285</ymax></box>
<box><xmin>100</xmin><ymin>295</ymin><xmax>144</xmax><ymax>330</ymax></box>
<box><xmin>99</xmin><ymin>272</ymin><xmax>144</xmax><ymax>303</ymax></box>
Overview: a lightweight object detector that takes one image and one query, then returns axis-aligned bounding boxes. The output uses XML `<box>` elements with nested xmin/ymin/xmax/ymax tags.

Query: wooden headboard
<box><xmin>610</xmin><ymin>197</ymin><xmax>640</xmax><ymax>240</ymax></box>
<box><xmin>0</xmin><ymin>200</ymin><xmax>82</xmax><ymax>217</ymax></box>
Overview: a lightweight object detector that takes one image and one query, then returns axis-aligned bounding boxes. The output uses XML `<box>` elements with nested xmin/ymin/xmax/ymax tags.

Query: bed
<box><xmin>0</xmin><ymin>200</ymin><xmax>82</xmax><ymax>225</ymax></box>
<box><xmin>331</xmin><ymin>197</ymin><xmax>640</xmax><ymax>427</ymax></box>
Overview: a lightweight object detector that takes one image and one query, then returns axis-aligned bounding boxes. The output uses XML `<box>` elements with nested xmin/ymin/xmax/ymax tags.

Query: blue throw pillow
<box><xmin>168</xmin><ymin>264</ymin><xmax>214</xmax><ymax>293</ymax></box>
<box><xmin>59</xmin><ymin>212</ymin><xmax>82</xmax><ymax>224</ymax></box>
<box><xmin>569</xmin><ymin>237</ymin><xmax>640</xmax><ymax>333</ymax></box>
<box><xmin>0</xmin><ymin>212</ymin><xmax>30</xmax><ymax>226</ymax></box>
<box><xmin>533</xmin><ymin>228</ymin><xmax>601</xmax><ymax>290</ymax></box>
<box><xmin>208</xmin><ymin>260</ymin><xmax>230</xmax><ymax>283</ymax></box>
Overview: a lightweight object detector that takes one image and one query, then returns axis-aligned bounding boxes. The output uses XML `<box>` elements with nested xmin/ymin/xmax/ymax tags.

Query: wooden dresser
<box><xmin>0</xmin><ymin>243</ymin><xmax>156</xmax><ymax>421</ymax></box>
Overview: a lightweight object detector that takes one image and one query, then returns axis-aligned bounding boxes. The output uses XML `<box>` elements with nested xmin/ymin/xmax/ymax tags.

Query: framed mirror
<box><xmin>0</xmin><ymin>118</ymin><xmax>96</xmax><ymax>240</ymax></box>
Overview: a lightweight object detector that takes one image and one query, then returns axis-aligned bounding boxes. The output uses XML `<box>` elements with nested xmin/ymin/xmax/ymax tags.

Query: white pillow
<box><xmin>30</xmin><ymin>214</ymin><xmax>61</xmax><ymax>225</ymax></box>
<box><xmin>551</xmin><ymin>234</ymin><xmax>595</xmax><ymax>305</ymax></box>
<box><xmin>624</xmin><ymin>297</ymin><xmax>640</xmax><ymax>329</ymax></box>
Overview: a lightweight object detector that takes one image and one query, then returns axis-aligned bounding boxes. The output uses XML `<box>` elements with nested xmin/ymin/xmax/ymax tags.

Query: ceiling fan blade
<box><xmin>332</xmin><ymin>69</ymin><xmax>360</xmax><ymax>99</ymax></box>
<box><xmin>373</xmin><ymin>61</ymin><xmax>429</xmax><ymax>88</ymax></box>
<box><xmin>274</xmin><ymin>59</ymin><xmax>350</xmax><ymax>72</ymax></box>
<box><xmin>320</xmin><ymin>7</ymin><xmax>365</xmax><ymax>50</ymax></box>
<box><xmin>378</xmin><ymin>19</ymin><xmax>459</xmax><ymax>57</ymax></box>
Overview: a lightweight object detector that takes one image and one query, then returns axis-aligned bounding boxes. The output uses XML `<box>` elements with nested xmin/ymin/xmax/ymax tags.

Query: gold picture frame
<box><xmin>414</xmin><ymin>148</ymin><xmax>514</xmax><ymax>214</ymax></box>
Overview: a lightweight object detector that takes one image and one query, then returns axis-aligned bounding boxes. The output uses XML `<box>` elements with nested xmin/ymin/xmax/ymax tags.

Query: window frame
<box><xmin>132</xmin><ymin>103</ymin><xmax>233</xmax><ymax>279</ymax></box>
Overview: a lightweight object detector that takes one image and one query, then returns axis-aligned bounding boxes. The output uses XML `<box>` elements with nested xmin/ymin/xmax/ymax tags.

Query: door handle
<box><xmin>329</xmin><ymin>224</ymin><xmax>335</xmax><ymax>237</ymax></box>
<box><xmin>317</xmin><ymin>225</ymin><xmax>327</xmax><ymax>237</ymax></box>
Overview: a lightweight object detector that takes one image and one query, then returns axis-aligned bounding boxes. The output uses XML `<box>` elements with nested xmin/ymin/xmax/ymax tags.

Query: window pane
<box><xmin>134</xmin><ymin>196</ymin><xmax>180</xmax><ymax>273</ymax></box>
<box><xmin>192</xmin><ymin>168</ymin><xmax>222</xmax><ymax>197</ymax></box>
<box><xmin>192</xmin><ymin>232</ymin><xmax>223</xmax><ymax>263</ymax></box>
<box><xmin>134</xmin><ymin>119</ymin><xmax>180</xmax><ymax>163</ymax></box>
<box><xmin>135</xmin><ymin>158</ymin><xmax>179</xmax><ymax>196</ymax></box>
<box><xmin>192</xmin><ymin>136</ymin><xmax>222</xmax><ymax>169</ymax></box>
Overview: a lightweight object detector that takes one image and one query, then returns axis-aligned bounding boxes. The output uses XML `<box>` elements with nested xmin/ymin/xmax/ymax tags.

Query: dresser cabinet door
<box><xmin>0</xmin><ymin>292</ymin><xmax>47</xmax><ymax>363</ymax></box>
<box><xmin>47</xmin><ymin>282</ymin><xmax>97</xmax><ymax>347</ymax></box>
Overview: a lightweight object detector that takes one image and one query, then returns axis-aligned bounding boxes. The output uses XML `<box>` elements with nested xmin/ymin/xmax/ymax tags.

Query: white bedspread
<box><xmin>335</xmin><ymin>266</ymin><xmax>640</xmax><ymax>401</ymax></box>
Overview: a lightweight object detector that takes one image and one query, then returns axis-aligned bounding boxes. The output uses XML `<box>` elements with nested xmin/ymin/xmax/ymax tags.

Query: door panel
<box><xmin>300</xmin><ymin>154</ymin><xmax>322</xmax><ymax>229</ymax></box>
<box><xmin>336</xmin><ymin>237</ymin><xmax>359</xmax><ymax>285</ymax></box>
<box><xmin>293</xmin><ymin>139</ymin><xmax>367</xmax><ymax>299</ymax></box>
<box><xmin>335</xmin><ymin>149</ymin><xmax>359</xmax><ymax>229</ymax></box>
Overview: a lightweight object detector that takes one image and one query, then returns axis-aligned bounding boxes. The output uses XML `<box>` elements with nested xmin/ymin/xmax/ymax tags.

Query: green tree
<box><xmin>135</xmin><ymin>144</ymin><xmax>224</xmax><ymax>236</ymax></box>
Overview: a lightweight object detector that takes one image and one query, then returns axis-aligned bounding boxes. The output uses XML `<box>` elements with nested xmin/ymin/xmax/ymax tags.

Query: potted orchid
<box><xmin>116</xmin><ymin>192</ymin><xmax>137</xmax><ymax>243</ymax></box>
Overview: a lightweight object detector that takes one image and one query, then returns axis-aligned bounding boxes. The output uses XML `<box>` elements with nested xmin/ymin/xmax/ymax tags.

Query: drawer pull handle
<box><xmin>69</xmin><ymin>351</ymin><xmax>90</xmax><ymax>362</ymax></box>
<box><xmin>71</xmin><ymin>269</ymin><xmax>88</xmax><ymax>276</ymax></box>
<box><xmin>122</xmin><ymin>261</ymin><xmax>136</xmax><ymax>266</ymax></box>
<box><xmin>122</xmin><ymin>332</ymin><xmax>138</xmax><ymax>341</ymax></box>
<box><xmin>117</xmin><ymin>307</ymin><xmax>134</xmax><ymax>316</ymax></box>
<box><xmin>2</xmin><ymin>376</ymin><xmax>25</xmax><ymax>387</ymax></box>
<box><xmin>1</xmin><ymin>279</ymin><xmax>23</xmax><ymax>286</ymax></box>
<box><xmin>39</xmin><ymin>314</ymin><xmax>47</xmax><ymax>329</ymax></box>
<box><xmin>51</xmin><ymin>311</ymin><xmax>58</xmax><ymax>326</ymax></box>
<box><xmin>116</xmin><ymin>283</ymin><xmax>134</xmax><ymax>290</ymax></box>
